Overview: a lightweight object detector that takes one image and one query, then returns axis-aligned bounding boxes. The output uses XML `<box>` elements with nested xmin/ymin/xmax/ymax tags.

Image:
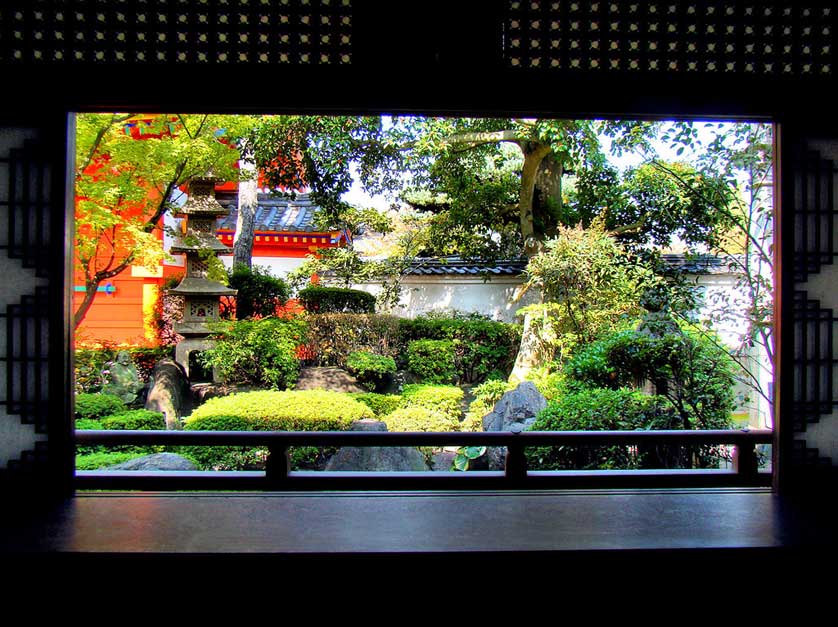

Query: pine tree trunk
<box><xmin>510</xmin><ymin>149</ymin><xmax>562</xmax><ymax>382</ymax></box>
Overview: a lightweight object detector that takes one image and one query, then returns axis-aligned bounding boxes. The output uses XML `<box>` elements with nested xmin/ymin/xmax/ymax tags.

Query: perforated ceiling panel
<box><xmin>0</xmin><ymin>0</ymin><xmax>353</xmax><ymax>66</ymax></box>
<box><xmin>505</xmin><ymin>1</ymin><xmax>833</xmax><ymax>77</ymax></box>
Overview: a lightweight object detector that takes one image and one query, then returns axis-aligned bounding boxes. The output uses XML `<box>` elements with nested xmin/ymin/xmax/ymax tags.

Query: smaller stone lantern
<box><xmin>168</xmin><ymin>177</ymin><xmax>237</xmax><ymax>379</ymax></box>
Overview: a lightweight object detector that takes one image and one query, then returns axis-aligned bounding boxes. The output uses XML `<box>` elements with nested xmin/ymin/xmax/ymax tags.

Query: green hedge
<box><xmin>399</xmin><ymin>313</ymin><xmax>521</xmax><ymax>384</ymax></box>
<box><xmin>405</xmin><ymin>339</ymin><xmax>457</xmax><ymax>384</ymax></box>
<box><xmin>199</xmin><ymin>317</ymin><xmax>307</xmax><ymax>389</ymax></box>
<box><xmin>565</xmin><ymin>325</ymin><xmax>737</xmax><ymax>430</ymax></box>
<box><xmin>526</xmin><ymin>388</ymin><xmax>680</xmax><ymax>471</ymax></box>
<box><xmin>228</xmin><ymin>264</ymin><xmax>290</xmax><ymax>320</ymax></box>
<box><xmin>74</xmin><ymin>393</ymin><xmax>126</xmax><ymax>421</ymax></box>
<box><xmin>75</xmin><ymin>408</ymin><xmax>164</xmax><ymax>461</ymax></box>
<box><xmin>298</xmin><ymin>286</ymin><xmax>376</xmax><ymax>314</ymax></box>
<box><xmin>302</xmin><ymin>313</ymin><xmax>402</xmax><ymax>367</ymax></box>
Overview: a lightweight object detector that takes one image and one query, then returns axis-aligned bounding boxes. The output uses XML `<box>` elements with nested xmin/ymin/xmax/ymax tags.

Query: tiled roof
<box><xmin>216</xmin><ymin>192</ymin><xmax>325</xmax><ymax>234</ymax></box>
<box><xmin>404</xmin><ymin>254</ymin><xmax>737</xmax><ymax>277</ymax></box>
<box><xmin>407</xmin><ymin>258</ymin><xmax>527</xmax><ymax>276</ymax></box>
<box><xmin>660</xmin><ymin>253</ymin><xmax>737</xmax><ymax>274</ymax></box>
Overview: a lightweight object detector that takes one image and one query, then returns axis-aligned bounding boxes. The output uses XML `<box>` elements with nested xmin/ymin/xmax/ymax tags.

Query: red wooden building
<box><xmin>74</xmin><ymin>181</ymin><xmax>347</xmax><ymax>346</ymax></box>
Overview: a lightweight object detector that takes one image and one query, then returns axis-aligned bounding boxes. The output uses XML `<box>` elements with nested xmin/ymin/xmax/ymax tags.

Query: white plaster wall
<box><xmin>354</xmin><ymin>275</ymin><xmax>541</xmax><ymax>322</ymax></box>
<box><xmin>0</xmin><ymin>128</ymin><xmax>48</xmax><ymax>467</ymax></box>
<box><xmin>219</xmin><ymin>255</ymin><xmax>306</xmax><ymax>278</ymax></box>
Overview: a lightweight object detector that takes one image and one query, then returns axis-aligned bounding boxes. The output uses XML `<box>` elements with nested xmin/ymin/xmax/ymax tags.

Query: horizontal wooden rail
<box><xmin>74</xmin><ymin>429</ymin><xmax>773</xmax><ymax>491</ymax></box>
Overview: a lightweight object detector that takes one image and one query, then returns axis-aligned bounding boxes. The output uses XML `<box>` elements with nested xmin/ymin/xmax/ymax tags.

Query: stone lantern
<box><xmin>168</xmin><ymin>177</ymin><xmax>237</xmax><ymax>379</ymax></box>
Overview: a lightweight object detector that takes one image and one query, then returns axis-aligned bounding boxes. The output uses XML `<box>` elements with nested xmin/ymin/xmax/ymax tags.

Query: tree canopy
<box><xmin>74</xmin><ymin>113</ymin><xmax>255</xmax><ymax>329</ymax></box>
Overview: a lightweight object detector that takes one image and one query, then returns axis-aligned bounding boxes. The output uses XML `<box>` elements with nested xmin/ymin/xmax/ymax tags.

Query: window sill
<box><xmin>2</xmin><ymin>487</ymin><xmax>829</xmax><ymax>554</ymax></box>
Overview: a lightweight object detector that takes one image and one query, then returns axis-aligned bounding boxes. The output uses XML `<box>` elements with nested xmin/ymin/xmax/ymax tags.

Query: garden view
<box><xmin>73</xmin><ymin>114</ymin><xmax>774</xmax><ymax>476</ymax></box>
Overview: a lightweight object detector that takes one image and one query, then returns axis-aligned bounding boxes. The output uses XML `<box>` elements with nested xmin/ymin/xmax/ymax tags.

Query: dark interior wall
<box><xmin>1</xmin><ymin>0</ymin><xmax>836</xmax><ymax>496</ymax></box>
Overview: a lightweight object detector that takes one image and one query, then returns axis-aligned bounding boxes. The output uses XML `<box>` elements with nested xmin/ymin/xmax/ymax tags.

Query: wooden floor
<box><xmin>2</xmin><ymin>488</ymin><xmax>835</xmax><ymax>598</ymax></box>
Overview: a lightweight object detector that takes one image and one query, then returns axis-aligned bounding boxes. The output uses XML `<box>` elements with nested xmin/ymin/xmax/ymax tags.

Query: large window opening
<box><xmin>71</xmin><ymin>113</ymin><xmax>775</xmax><ymax>488</ymax></box>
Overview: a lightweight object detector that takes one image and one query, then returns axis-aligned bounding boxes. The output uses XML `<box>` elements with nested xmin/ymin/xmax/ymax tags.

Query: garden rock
<box><xmin>103</xmin><ymin>453</ymin><xmax>197</xmax><ymax>471</ymax></box>
<box><xmin>325</xmin><ymin>419</ymin><xmax>430</xmax><ymax>472</ymax></box>
<box><xmin>145</xmin><ymin>359</ymin><xmax>191</xmax><ymax>429</ymax></box>
<box><xmin>296</xmin><ymin>367</ymin><xmax>367</xmax><ymax>394</ymax></box>
<box><xmin>482</xmin><ymin>381</ymin><xmax>547</xmax><ymax>432</ymax></box>
<box><xmin>480</xmin><ymin>381</ymin><xmax>548</xmax><ymax>470</ymax></box>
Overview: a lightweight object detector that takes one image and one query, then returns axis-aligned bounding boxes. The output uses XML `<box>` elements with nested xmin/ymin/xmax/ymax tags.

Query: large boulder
<box><xmin>145</xmin><ymin>359</ymin><xmax>191</xmax><ymax>429</ymax></box>
<box><xmin>296</xmin><ymin>367</ymin><xmax>366</xmax><ymax>394</ymax></box>
<box><xmin>480</xmin><ymin>381</ymin><xmax>548</xmax><ymax>470</ymax></box>
<box><xmin>103</xmin><ymin>453</ymin><xmax>197</xmax><ymax>471</ymax></box>
<box><xmin>482</xmin><ymin>381</ymin><xmax>547</xmax><ymax>432</ymax></box>
<box><xmin>325</xmin><ymin>420</ymin><xmax>430</xmax><ymax>472</ymax></box>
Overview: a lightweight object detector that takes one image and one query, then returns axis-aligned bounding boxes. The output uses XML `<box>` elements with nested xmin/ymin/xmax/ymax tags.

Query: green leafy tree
<box><xmin>515</xmin><ymin>219</ymin><xmax>659</xmax><ymax>369</ymax></box>
<box><xmin>74</xmin><ymin>113</ymin><xmax>255</xmax><ymax>329</ymax></box>
<box><xmin>637</xmin><ymin>122</ymin><xmax>775</xmax><ymax>413</ymax></box>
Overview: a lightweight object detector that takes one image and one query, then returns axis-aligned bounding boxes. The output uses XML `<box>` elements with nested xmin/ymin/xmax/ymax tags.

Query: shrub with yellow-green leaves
<box><xmin>401</xmin><ymin>384</ymin><xmax>464</xmax><ymax>422</ymax></box>
<box><xmin>381</xmin><ymin>406</ymin><xmax>460</xmax><ymax>432</ymax></box>
<box><xmin>182</xmin><ymin>390</ymin><xmax>374</xmax><ymax>470</ymax></box>
<box><xmin>185</xmin><ymin>389</ymin><xmax>374</xmax><ymax>431</ymax></box>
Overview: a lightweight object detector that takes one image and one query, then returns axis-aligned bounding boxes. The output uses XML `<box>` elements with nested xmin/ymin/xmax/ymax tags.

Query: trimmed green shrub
<box><xmin>75</xmin><ymin>418</ymin><xmax>104</xmax><ymax>430</ymax></box>
<box><xmin>566</xmin><ymin>325</ymin><xmax>737</xmax><ymax>430</ymax></box>
<box><xmin>382</xmin><ymin>406</ymin><xmax>460</xmax><ymax>432</ymax></box>
<box><xmin>199</xmin><ymin>317</ymin><xmax>307</xmax><ymax>389</ymax></box>
<box><xmin>402</xmin><ymin>384</ymin><xmax>464</xmax><ymax>421</ymax></box>
<box><xmin>75</xmin><ymin>451</ymin><xmax>147</xmax><ymax>471</ymax></box>
<box><xmin>176</xmin><ymin>415</ymin><xmax>269</xmax><ymax>471</ymax></box>
<box><xmin>101</xmin><ymin>409</ymin><xmax>165</xmax><ymax>431</ymax></box>
<box><xmin>301</xmin><ymin>313</ymin><xmax>402</xmax><ymax>367</ymax></box>
<box><xmin>399</xmin><ymin>313</ymin><xmax>522</xmax><ymax>384</ymax></box>
<box><xmin>345</xmin><ymin>350</ymin><xmax>396</xmax><ymax>391</ymax></box>
<box><xmin>183</xmin><ymin>390</ymin><xmax>372</xmax><ymax>470</ymax></box>
<box><xmin>227</xmin><ymin>264</ymin><xmax>290</xmax><ymax>320</ymax></box>
<box><xmin>351</xmin><ymin>393</ymin><xmax>405</xmax><ymax>417</ymax></box>
<box><xmin>74</xmin><ymin>393</ymin><xmax>126</xmax><ymax>421</ymax></box>
<box><xmin>186</xmin><ymin>389</ymin><xmax>373</xmax><ymax>430</ymax></box>
<box><xmin>298</xmin><ymin>286</ymin><xmax>376</xmax><ymax>314</ymax></box>
<box><xmin>406</xmin><ymin>339</ymin><xmax>457</xmax><ymax>384</ymax></box>
<box><xmin>75</xmin><ymin>411</ymin><xmax>163</xmax><ymax>459</ymax></box>
<box><xmin>526</xmin><ymin>388</ymin><xmax>678</xmax><ymax>471</ymax></box>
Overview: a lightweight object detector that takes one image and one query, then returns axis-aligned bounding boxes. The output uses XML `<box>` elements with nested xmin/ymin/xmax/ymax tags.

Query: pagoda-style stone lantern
<box><xmin>168</xmin><ymin>177</ymin><xmax>237</xmax><ymax>379</ymax></box>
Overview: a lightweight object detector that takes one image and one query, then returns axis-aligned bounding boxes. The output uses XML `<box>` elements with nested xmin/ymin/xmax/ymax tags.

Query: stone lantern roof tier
<box><xmin>168</xmin><ymin>277</ymin><xmax>238</xmax><ymax>297</ymax></box>
<box><xmin>169</xmin><ymin>231</ymin><xmax>233</xmax><ymax>255</ymax></box>
<box><xmin>174</xmin><ymin>178</ymin><xmax>229</xmax><ymax>217</ymax></box>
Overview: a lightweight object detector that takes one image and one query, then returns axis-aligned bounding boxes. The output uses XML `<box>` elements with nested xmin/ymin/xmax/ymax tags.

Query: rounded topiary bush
<box><xmin>382</xmin><ymin>406</ymin><xmax>460</xmax><ymax>432</ymax></box>
<box><xmin>182</xmin><ymin>390</ymin><xmax>374</xmax><ymax>470</ymax></box>
<box><xmin>401</xmin><ymin>384</ymin><xmax>464</xmax><ymax>422</ymax></box>
<box><xmin>101</xmin><ymin>409</ymin><xmax>165</xmax><ymax>431</ymax></box>
<box><xmin>351</xmin><ymin>392</ymin><xmax>405</xmax><ymax>417</ymax></box>
<box><xmin>75</xmin><ymin>393</ymin><xmax>126</xmax><ymax>421</ymax></box>
<box><xmin>185</xmin><ymin>389</ymin><xmax>374</xmax><ymax>430</ymax></box>
<box><xmin>345</xmin><ymin>350</ymin><xmax>396</xmax><ymax>391</ymax></box>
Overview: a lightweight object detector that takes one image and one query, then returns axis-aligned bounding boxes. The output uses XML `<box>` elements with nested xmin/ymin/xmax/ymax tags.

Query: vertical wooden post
<box><xmin>733</xmin><ymin>442</ymin><xmax>759</xmax><ymax>482</ymax></box>
<box><xmin>505</xmin><ymin>440</ymin><xmax>528</xmax><ymax>485</ymax></box>
<box><xmin>265</xmin><ymin>446</ymin><xmax>292</xmax><ymax>489</ymax></box>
